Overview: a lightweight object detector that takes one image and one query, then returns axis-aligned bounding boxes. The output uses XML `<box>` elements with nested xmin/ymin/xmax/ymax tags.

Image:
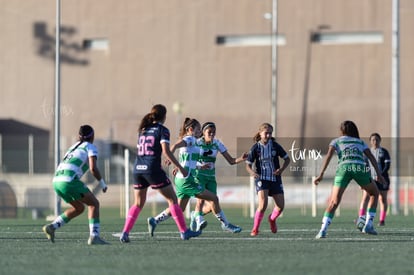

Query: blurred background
<box><xmin>1</xmin><ymin>0</ymin><xmax>413</xmax><ymax>219</ymax></box>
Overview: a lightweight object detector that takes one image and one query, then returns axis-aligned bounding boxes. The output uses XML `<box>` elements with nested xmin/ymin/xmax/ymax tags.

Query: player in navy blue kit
<box><xmin>246</xmin><ymin>123</ymin><xmax>290</xmax><ymax>236</ymax></box>
<box><xmin>357</xmin><ymin>132</ymin><xmax>391</xmax><ymax>227</ymax></box>
<box><xmin>119</xmin><ymin>104</ymin><xmax>201</xmax><ymax>242</ymax></box>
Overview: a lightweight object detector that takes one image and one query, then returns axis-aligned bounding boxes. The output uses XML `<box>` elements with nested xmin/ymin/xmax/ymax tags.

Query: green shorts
<box><xmin>174</xmin><ymin>175</ymin><xmax>204</xmax><ymax>200</ymax></box>
<box><xmin>53</xmin><ymin>179</ymin><xmax>90</xmax><ymax>203</ymax></box>
<box><xmin>334</xmin><ymin>163</ymin><xmax>371</xmax><ymax>188</ymax></box>
<box><xmin>194</xmin><ymin>175</ymin><xmax>217</xmax><ymax>194</ymax></box>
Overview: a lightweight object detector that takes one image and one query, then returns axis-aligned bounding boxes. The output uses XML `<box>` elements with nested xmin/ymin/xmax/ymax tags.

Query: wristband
<box><xmin>99</xmin><ymin>179</ymin><xmax>107</xmax><ymax>190</ymax></box>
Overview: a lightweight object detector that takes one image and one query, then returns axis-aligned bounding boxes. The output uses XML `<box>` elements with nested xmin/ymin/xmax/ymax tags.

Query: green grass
<box><xmin>1</xmin><ymin>207</ymin><xmax>414</xmax><ymax>275</ymax></box>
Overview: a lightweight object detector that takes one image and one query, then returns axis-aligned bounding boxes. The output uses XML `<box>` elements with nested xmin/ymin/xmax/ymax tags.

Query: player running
<box><xmin>119</xmin><ymin>104</ymin><xmax>200</xmax><ymax>243</ymax></box>
<box><xmin>147</xmin><ymin>118</ymin><xmax>241</xmax><ymax>236</ymax></box>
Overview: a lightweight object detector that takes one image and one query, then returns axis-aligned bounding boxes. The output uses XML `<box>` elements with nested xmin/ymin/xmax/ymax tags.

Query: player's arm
<box><xmin>246</xmin><ymin>162</ymin><xmax>258</xmax><ymax>179</ymax></box>
<box><xmin>221</xmin><ymin>151</ymin><xmax>248</xmax><ymax>165</ymax></box>
<box><xmin>170</xmin><ymin>139</ymin><xmax>187</xmax><ymax>154</ymax></box>
<box><xmin>314</xmin><ymin>145</ymin><xmax>335</xmax><ymax>185</ymax></box>
<box><xmin>89</xmin><ymin>155</ymin><xmax>107</xmax><ymax>192</ymax></box>
<box><xmin>161</xmin><ymin>142</ymin><xmax>188</xmax><ymax>177</ymax></box>
<box><xmin>364</xmin><ymin>148</ymin><xmax>386</xmax><ymax>185</ymax></box>
<box><xmin>274</xmin><ymin>155</ymin><xmax>290</xmax><ymax>176</ymax></box>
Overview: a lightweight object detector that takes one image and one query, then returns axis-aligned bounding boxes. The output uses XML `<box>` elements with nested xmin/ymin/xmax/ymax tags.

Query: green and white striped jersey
<box><xmin>195</xmin><ymin>137</ymin><xmax>227</xmax><ymax>178</ymax></box>
<box><xmin>175</xmin><ymin>135</ymin><xmax>199</xmax><ymax>179</ymax></box>
<box><xmin>53</xmin><ymin>141</ymin><xmax>98</xmax><ymax>183</ymax></box>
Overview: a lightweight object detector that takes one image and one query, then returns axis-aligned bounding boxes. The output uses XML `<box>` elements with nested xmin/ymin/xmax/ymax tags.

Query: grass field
<box><xmin>1</xmin><ymin>207</ymin><xmax>414</xmax><ymax>275</ymax></box>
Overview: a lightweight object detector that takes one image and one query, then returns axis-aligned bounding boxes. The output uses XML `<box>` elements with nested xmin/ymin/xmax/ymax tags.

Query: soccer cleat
<box><xmin>180</xmin><ymin>229</ymin><xmax>201</xmax><ymax>240</ymax></box>
<box><xmin>88</xmin><ymin>236</ymin><xmax>110</xmax><ymax>245</ymax></box>
<box><xmin>119</xmin><ymin>232</ymin><xmax>130</xmax><ymax>243</ymax></box>
<box><xmin>250</xmin><ymin>229</ymin><xmax>258</xmax><ymax>236</ymax></box>
<box><xmin>147</xmin><ymin>217</ymin><xmax>157</xmax><ymax>237</ymax></box>
<box><xmin>378</xmin><ymin>221</ymin><xmax>385</xmax><ymax>226</ymax></box>
<box><xmin>221</xmin><ymin>223</ymin><xmax>242</xmax><ymax>233</ymax></box>
<box><xmin>315</xmin><ymin>230</ymin><xmax>327</xmax><ymax>239</ymax></box>
<box><xmin>189</xmin><ymin>211</ymin><xmax>197</xmax><ymax>231</ymax></box>
<box><xmin>268</xmin><ymin>215</ymin><xmax>277</xmax><ymax>233</ymax></box>
<box><xmin>196</xmin><ymin>220</ymin><xmax>208</xmax><ymax>232</ymax></box>
<box><xmin>362</xmin><ymin>223</ymin><xmax>378</xmax><ymax>235</ymax></box>
<box><xmin>355</xmin><ymin>216</ymin><xmax>366</xmax><ymax>232</ymax></box>
<box><xmin>42</xmin><ymin>224</ymin><xmax>55</xmax><ymax>243</ymax></box>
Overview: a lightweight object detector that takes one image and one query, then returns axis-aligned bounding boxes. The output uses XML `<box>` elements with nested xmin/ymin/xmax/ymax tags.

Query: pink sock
<box><xmin>170</xmin><ymin>204</ymin><xmax>187</xmax><ymax>233</ymax></box>
<box><xmin>380</xmin><ymin>211</ymin><xmax>386</xmax><ymax>222</ymax></box>
<box><xmin>270</xmin><ymin>209</ymin><xmax>281</xmax><ymax>221</ymax></box>
<box><xmin>122</xmin><ymin>205</ymin><xmax>141</xmax><ymax>233</ymax></box>
<box><xmin>359</xmin><ymin>209</ymin><xmax>366</xmax><ymax>217</ymax></box>
<box><xmin>252</xmin><ymin>211</ymin><xmax>264</xmax><ymax>231</ymax></box>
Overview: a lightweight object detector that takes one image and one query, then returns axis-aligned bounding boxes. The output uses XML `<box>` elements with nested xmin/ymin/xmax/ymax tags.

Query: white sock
<box><xmin>196</xmin><ymin>213</ymin><xmax>205</xmax><ymax>224</ymax></box>
<box><xmin>154</xmin><ymin>210</ymin><xmax>171</xmax><ymax>224</ymax></box>
<box><xmin>89</xmin><ymin>223</ymin><xmax>100</xmax><ymax>237</ymax></box>
<box><xmin>52</xmin><ymin>216</ymin><xmax>66</xmax><ymax>229</ymax></box>
<box><xmin>320</xmin><ymin>216</ymin><xmax>332</xmax><ymax>232</ymax></box>
<box><xmin>215</xmin><ymin>210</ymin><xmax>229</xmax><ymax>226</ymax></box>
<box><xmin>366</xmin><ymin>212</ymin><xmax>375</xmax><ymax>227</ymax></box>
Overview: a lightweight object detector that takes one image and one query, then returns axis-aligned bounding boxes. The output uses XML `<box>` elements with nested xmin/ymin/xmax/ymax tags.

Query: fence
<box><xmin>1</xmin><ymin>135</ymin><xmax>414</xmax><ymax>219</ymax></box>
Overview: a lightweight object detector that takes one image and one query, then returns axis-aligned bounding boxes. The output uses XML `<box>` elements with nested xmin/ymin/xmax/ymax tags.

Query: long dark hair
<box><xmin>63</xmin><ymin>125</ymin><xmax>94</xmax><ymax>161</ymax></box>
<box><xmin>180</xmin><ymin>117</ymin><xmax>200</xmax><ymax>138</ymax></box>
<box><xmin>340</xmin><ymin>120</ymin><xmax>360</xmax><ymax>138</ymax></box>
<box><xmin>138</xmin><ymin>104</ymin><xmax>167</xmax><ymax>133</ymax></box>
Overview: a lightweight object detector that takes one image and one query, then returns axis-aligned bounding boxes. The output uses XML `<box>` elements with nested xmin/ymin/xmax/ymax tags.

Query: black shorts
<box><xmin>133</xmin><ymin>170</ymin><xmax>172</xmax><ymax>190</ymax></box>
<box><xmin>375</xmin><ymin>179</ymin><xmax>390</xmax><ymax>191</ymax></box>
<box><xmin>255</xmin><ymin>179</ymin><xmax>284</xmax><ymax>196</ymax></box>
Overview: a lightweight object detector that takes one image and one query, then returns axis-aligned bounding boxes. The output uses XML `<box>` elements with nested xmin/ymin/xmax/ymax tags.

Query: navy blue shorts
<box><xmin>133</xmin><ymin>170</ymin><xmax>172</xmax><ymax>190</ymax></box>
<box><xmin>255</xmin><ymin>179</ymin><xmax>284</xmax><ymax>196</ymax></box>
<box><xmin>375</xmin><ymin>179</ymin><xmax>390</xmax><ymax>191</ymax></box>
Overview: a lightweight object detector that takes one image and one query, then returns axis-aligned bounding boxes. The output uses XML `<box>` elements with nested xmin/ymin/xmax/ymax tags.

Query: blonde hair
<box><xmin>253</xmin><ymin>123</ymin><xmax>273</xmax><ymax>142</ymax></box>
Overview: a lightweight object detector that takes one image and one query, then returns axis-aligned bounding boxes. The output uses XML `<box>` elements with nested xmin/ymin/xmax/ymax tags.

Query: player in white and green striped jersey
<box><xmin>42</xmin><ymin>125</ymin><xmax>109</xmax><ymax>245</ymax></box>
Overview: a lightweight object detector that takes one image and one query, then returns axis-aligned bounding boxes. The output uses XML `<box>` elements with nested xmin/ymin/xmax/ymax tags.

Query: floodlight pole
<box><xmin>270</xmin><ymin>0</ymin><xmax>278</xmax><ymax>134</ymax></box>
<box><xmin>391</xmin><ymin>0</ymin><xmax>400</xmax><ymax>215</ymax></box>
<box><xmin>54</xmin><ymin>0</ymin><xmax>62</xmax><ymax>216</ymax></box>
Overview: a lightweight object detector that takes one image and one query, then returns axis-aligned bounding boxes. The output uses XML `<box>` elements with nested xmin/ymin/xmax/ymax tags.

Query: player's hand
<box><xmin>172</xmin><ymin>167</ymin><xmax>179</xmax><ymax>176</ymax></box>
<box><xmin>99</xmin><ymin>179</ymin><xmax>108</xmax><ymax>193</ymax></box>
<box><xmin>313</xmin><ymin>175</ymin><xmax>323</xmax><ymax>185</ymax></box>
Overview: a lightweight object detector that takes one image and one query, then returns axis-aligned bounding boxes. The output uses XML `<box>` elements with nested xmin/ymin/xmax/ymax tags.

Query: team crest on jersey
<box><xmin>272</xmin><ymin>150</ymin><xmax>277</xmax><ymax>157</ymax></box>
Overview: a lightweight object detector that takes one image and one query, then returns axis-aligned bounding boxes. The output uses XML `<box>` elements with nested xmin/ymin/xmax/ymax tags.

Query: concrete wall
<box><xmin>1</xmin><ymin>1</ymin><xmax>413</xmax><ymax>157</ymax></box>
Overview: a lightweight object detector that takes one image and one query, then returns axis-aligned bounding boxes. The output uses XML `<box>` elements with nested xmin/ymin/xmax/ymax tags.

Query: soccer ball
<box><xmin>356</xmin><ymin>216</ymin><xmax>366</xmax><ymax>231</ymax></box>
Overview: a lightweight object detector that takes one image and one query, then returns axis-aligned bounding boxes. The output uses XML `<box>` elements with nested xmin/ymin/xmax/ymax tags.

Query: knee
<box><xmin>75</xmin><ymin>203</ymin><xmax>86</xmax><ymax>214</ymax></box>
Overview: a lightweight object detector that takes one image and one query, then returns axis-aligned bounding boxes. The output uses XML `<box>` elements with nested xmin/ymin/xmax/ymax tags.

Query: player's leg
<box><xmin>316</xmin><ymin>184</ymin><xmax>346</xmax><ymax>238</ymax></box>
<box><xmin>268</xmin><ymin>193</ymin><xmax>284</xmax><ymax>233</ymax></box>
<box><xmin>251</xmin><ymin>189</ymin><xmax>268</xmax><ymax>236</ymax></box>
<box><xmin>378</xmin><ymin>189</ymin><xmax>388</xmax><ymax>225</ymax></box>
<box><xmin>43</xmin><ymin>180</ymin><xmax>87</xmax><ymax>243</ymax></box>
<box><xmin>120</xmin><ymin>188</ymin><xmax>147</xmax><ymax>242</ymax></box>
<box><xmin>158</xmin><ymin>183</ymin><xmax>201</xmax><ymax>239</ymax></box>
<box><xmin>360</xmin><ymin>178</ymin><xmax>379</xmax><ymax>235</ymax></box>
<box><xmin>81</xmin><ymin>191</ymin><xmax>109</xmax><ymax>245</ymax></box>
<box><xmin>196</xmin><ymin>190</ymin><xmax>241</xmax><ymax>233</ymax></box>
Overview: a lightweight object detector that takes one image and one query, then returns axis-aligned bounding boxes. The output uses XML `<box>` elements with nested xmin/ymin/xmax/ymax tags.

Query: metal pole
<box><xmin>124</xmin><ymin>148</ymin><xmax>130</xmax><ymax>218</ymax></box>
<box><xmin>28</xmin><ymin>134</ymin><xmax>34</xmax><ymax>175</ymax></box>
<box><xmin>0</xmin><ymin>134</ymin><xmax>3</xmax><ymax>173</ymax></box>
<box><xmin>271</xmin><ymin>0</ymin><xmax>278</xmax><ymax>134</ymax></box>
<box><xmin>54</xmin><ymin>0</ymin><xmax>62</xmax><ymax>216</ymax></box>
<box><xmin>391</xmin><ymin>0</ymin><xmax>400</xmax><ymax>215</ymax></box>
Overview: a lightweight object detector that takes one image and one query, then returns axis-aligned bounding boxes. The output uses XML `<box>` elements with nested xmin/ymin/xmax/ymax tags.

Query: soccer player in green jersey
<box><xmin>147</xmin><ymin>118</ymin><xmax>241</xmax><ymax>236</ymax></box>
<box><xmin>190</xmin><ymin>122</ymin><xmax>247</xmax><ymax>233</ymax></box>
<box><xmin>42</xmin><ymin>125</ymin><xmax>109</xmax><ymax>245</ymax></box>
<box><xmin>314</xmin><ymin>121</ymin><xmax>386</xmax><ymax>238</ymax></box>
